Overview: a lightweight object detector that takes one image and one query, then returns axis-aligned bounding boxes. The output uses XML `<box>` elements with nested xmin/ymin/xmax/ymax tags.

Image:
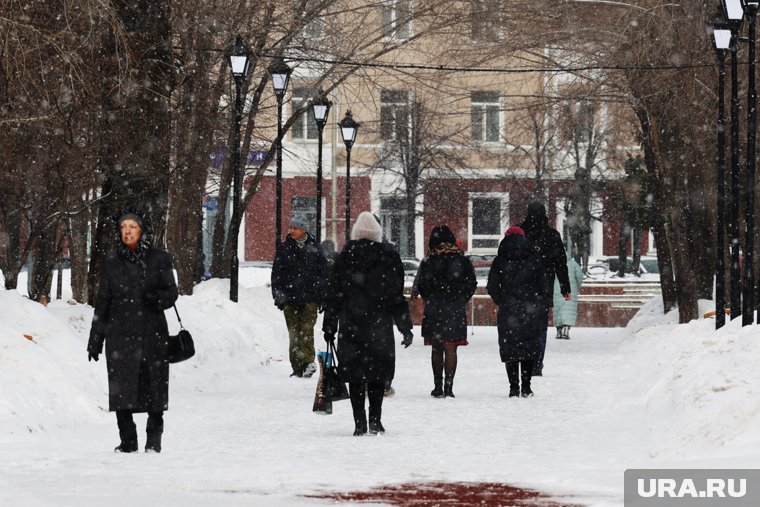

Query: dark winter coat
<box><xmin>323</xmin><ymin>239</ymin><xmax>413</xmax><ymax>384</ymax></box>
<box><xmin>87</xmin><ymin>243</ymin><xmax>179</xmax><ymax>412</ymax></box>
<box><xmin>487</xmin><ymin>234</ymin><xmax>547</xmax><ymax>363</ymax></box>
<box><xmin>418</xmin><ymin>251</ymin><xmax>477</xmax><ymax>342</ymax></box>
<box><xmin>520</xmin><ymin>209</ymin><xmax>570</xmax><ymax>307</ymax></box>
<box><xmin>271</xmin><ymin>233</ymin><xmax>328</xmax><ymax>307</ymax></box>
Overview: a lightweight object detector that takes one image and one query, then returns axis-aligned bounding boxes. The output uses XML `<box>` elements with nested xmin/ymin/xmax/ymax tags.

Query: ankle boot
<box><xmin>555</xmin><ymin>327</ymin><xmax>562</xmax><ymax>339</ymax></box>
<box><xmin>353</xmin><ymin>418</ymin><xmax>368</xmax><ymax>436</ymax></box>
<box><xmin>367</xmin><ymin>382</ymin><xmax>385</xmax><ymax>434</ymax></box>
<box><xmin>506</xmin><ymin>362</ymin><xmax>520</xmax><ymax>397</ymax></box>
<box><xmin>443</xmin><ymin>376</ymin><xmax>455</xmax><ymax>398</ymax></box>
<box><xmin>562</xmin><ymin>325</ymin><xmax>571</xmax><ymax>339</ymax></box>
<box><xmin>520</xmin><ymin>361</ymin><xmax>533</xmax><ymax>397</ymax></box>
<box><xmin>430</xmin><ymin>377</ymin><xmax>444</xmax><ymax>398</ymax></box>
<box><xmin>145</xmin><ymin>412</ymin><xmax>163</xmax><ymax>453</ymax></box>
<box><xmin>115</xmin><ymin>411</ymin><xmax>138</xmax><ymax>453</ymax></box>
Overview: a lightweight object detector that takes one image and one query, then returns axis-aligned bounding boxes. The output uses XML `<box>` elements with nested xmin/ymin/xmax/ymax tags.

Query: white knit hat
<box><xmin>351</xmin><ymin>211</ymin><xmax>383</xmax><ymax>243</ymax></box>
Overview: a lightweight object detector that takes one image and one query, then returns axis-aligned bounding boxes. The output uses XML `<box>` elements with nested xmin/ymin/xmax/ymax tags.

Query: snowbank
<box><xmin>621</xmin><ymin>297</ymin><xmax>760</xmax><ymax>466</ymax></box>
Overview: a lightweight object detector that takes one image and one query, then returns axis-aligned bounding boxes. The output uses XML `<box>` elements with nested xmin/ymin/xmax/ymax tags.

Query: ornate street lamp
<box><xmin>712</xmin><ymin>18</ymin><xmax>732</xmax><ymax>328</ymax></box>
<box><xmin>338</xmin><ymin>110</ymin><xmax>359</xmax><ymax>244</ymax></box>
<box><xmin>269</xmin><ymin>58</ymin><xmax>292</xmax><ymax>246</ymax></box>
<box><xmin>312</xmin><ymin>90</ymin><xmax>332</xmax><ymax>244</ymax></box>
<box><xmin>227</xmin><ymin>35</ymin><xmax>252</xmax><ymax>303</ymax></box>
<box><xmin>719</xmin><ymin>0</ymin><xmax>745</xmax><ymax>320</ymax></box>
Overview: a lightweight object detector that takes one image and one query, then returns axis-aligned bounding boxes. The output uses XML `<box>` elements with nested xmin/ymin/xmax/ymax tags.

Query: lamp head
<box><xmin>269</xmin><ymin>59</ymin><xmax>292</xmax><ymax>99</ymax></box>
<box><xmin>338</xmin><ymin>110</ymin><xmax>360</xmax><ymax>149</ymax></box>
<box><xmin>312</xmin><ymin>90</ymin><xmax>332</xmax><ymax>129</ymax></box>
<box><xmin>228</xmin><ymin>35</ymin><xmax>252</xmax><ymax>83</ymax></box>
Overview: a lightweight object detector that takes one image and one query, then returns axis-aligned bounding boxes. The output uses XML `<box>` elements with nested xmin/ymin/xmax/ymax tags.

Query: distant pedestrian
<box><xmin>417</xmin><ymin>225</ymin><xmax>476</xmax><ymax>398</ymax></box>
<box><xmin>87</xmin><ymin>207</ymin><xmax>179</xmax><ymax>453</ymax></box>
<box><xmin>553</xmin><ymin>256</ymin><xmax>584</xmax><ymax>339</ymax></box>
<box><xmin>519</xmin><ymin>202</ymin><xmax>570</xmax><ymax>375</ymax></box>
<box><xmin>323</xmin><ymin>211</ymin><xmax>413</xmax><ymax>436</ymax></box>
<box><xmin>487</xmin><ymin>226</ymin><xmax>546</xmax><ymax>398</ymax></box>
<box><xmin>271</xmin><ymin>214</ymin><xmax>328</xmax><ymax>378</ymax></box>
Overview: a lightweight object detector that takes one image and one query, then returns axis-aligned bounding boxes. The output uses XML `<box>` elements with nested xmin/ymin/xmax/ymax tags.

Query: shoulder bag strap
<box><xmin>173</xmin><ymin>304</ymin><xmax>185</xmax><ymax>330</ymax></box>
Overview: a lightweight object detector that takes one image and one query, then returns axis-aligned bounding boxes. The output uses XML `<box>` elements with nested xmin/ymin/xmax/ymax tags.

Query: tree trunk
<box><xmin>68</xmin><ymin>198</ymin><xmax>90</xmax><ymax>303</ymax></box>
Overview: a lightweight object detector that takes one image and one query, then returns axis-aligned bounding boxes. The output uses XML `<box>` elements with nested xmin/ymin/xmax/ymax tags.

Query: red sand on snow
<box><xmin>307</xmin><ymin>481</ymin><xmax>582</xmax><ymax>506</ymax></box>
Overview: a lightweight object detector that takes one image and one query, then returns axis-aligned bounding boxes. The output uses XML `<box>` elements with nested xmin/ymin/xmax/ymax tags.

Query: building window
<box><xmin>468</xmin><ymin>192</ymin><xmax>508</xmax><ymax>252</ymax></box>
<box><xmin>561</xmin><ymin>100</ymin><xmax>596</xmax><ymax>142</ymax></box>
<box><xmin>291</xmin><ymin>86</ymin><xmax>318</xmax><ymax>141</ymax></box>
<box><xmin>379</xmin><ymin>197</ymin><xmax>410</xmax><ymax>257</ymax></box>
<box><xmin>471</xmin><ymin>91</ymin><xmax>501</xmax><ymax>142</ymax></box>
<box><xmin>292</xmin><ymin>196</ymin><xmax>317</xmax><ymax>233</ymax></box>
<box><xmin>303</xmin><ymin>0</ymin><xmax>322</xmax><ymax>39</ymax></box>
<box><xmin>470</xmin><ymin>0</ymin><xmax>501</xmax><ymax>41</ymax></box>
<box><xmin>381</xmin><ymin>0</ymin><xmax>412</xmax><ymax>40</ymax></box>
<box><xmin>380</xmin><ymin>90</ymin><xmax>410</xmax><ymax>141</ymax></box>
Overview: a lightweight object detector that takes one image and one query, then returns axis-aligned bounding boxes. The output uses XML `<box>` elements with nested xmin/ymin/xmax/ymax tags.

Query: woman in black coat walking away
<box><xmin>323</xmin><ymin>211</ymin><xmax>414</xmax><ymax>436</ymax></box>
<box><xmin>417</xmin><ymin>225</ymin><xmax>476</xmax><ymax>398</ymax></box>
<box><xmin>487</xmin><ymin>226</ymin><xmax>546</xmax><ymax>398</ymax></box>
<box><xmin>87</xmin><ymin>208</ymin><xmax>179</xmax><ymax>452</ymax></box>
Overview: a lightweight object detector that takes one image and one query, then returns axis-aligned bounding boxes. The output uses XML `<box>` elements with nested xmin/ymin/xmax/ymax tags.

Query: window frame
<box><xmin>381</xmin><ymin>0</ymin><xmax>413</xmax><ymax>41</ymax></box>
<box><xmin>467</xmin><ymin>192</ymin><xmax>509</xmax><ymax>254</ymax></box>
<box><xmin>380</xmin><ymin>89</ymin><xmax>410</xmax><ymax>141</ymax></box>
<box><xmin>290</xmin><ymin>86</ymin><xmax>319</xmax><ymax>142</ymax></box>
<box><xmin>471</xmin><ymin>91</ymin><xmax>502</xmax><ymax>143</ymax></box>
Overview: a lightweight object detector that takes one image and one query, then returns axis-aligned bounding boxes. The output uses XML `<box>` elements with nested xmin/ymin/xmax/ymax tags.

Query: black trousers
<box><xmin>116</xmin><ymin>410</ymin><xmax>164</xmax><ymax>442</ymax></box>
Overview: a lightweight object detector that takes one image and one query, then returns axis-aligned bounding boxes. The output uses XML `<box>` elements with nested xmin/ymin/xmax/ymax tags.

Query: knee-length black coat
<box><xmin>487</xmin><ymin>235</ymin><xmax>547</xmax><ymax>363</ymax></box>
<box><xmin>418</xmin><ymin>251</ymin><xmax>477</xmax><ymax>342</ymax></box>
<box><xmin>323</xmin><ymin>239</ymin><xmax>413</xmax><ymax>384</ymax></box>
<box><xmin>88</xmin><ymin>244</ymin><xmax>178</xmax><ymax>412</ymax></box>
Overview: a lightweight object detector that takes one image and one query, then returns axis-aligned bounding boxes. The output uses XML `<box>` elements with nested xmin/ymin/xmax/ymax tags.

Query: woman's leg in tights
<box><xmin>443</xmin><ymin>342</ymin><xmax>458</xmax><ymax>398</ymax></box>
<box><xmin>431</xmin><ymin>341</ymin><xmax>444</xmax><ymax>396</ymax></box>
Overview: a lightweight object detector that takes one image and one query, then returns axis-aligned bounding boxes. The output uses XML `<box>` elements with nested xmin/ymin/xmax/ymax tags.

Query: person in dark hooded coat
<box><xmin>323</xmin><ymin>211</ymin><xmax>414</xmax><ymax>436</ymax></box>
<box><xmin>519</xmin><ymin>202</ymin><xmax>571</xmax><ymax>375</ymax></box>
<box><xmin>487</xmin><ymin>226</ymin><xmax>546</xmax><ymax>398</ymax></box>
<box><xmin>417</xmin><ymin>225</ymin><xmax>477</xmax><ymax>398</ymax></box>
<box><xmin>87</xmin><ymin>208</ymin><xmax>179</xmax><ymax>453</ymax></box>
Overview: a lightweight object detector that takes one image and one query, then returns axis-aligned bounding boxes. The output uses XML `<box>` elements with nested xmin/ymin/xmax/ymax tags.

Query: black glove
<box><xmin>88</xmin><ymin>352</ymin><xmax>99</xmax><ymax>362</ymax></box>
<box><xmin>318</xmin><ymin>304</ymin><xmax>325</xmax><ymax>314</ymax></box>
<box><xmin>324</xmin><ymin>332</ymin><xmax>336</xmax><ymax>343</ymax></box>
<box><xmin>401</xmin><ymin>330</ymin><xmax>413</xmax><ymax>349</ymax></box>
<box><xmin>144</xmin><ymin>291</ymin><xmax>159</xmax><ymax>308</ymax></box>
<box><xmin>275</xmin><ymin>301</ymin><xmax>285</xmax><ymax>311</ymax></box>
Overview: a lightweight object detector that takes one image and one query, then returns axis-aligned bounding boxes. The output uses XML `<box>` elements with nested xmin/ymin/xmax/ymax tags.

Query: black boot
<box><xmin>520</xmin><ymin>361</ymin><xmax>534</xmax><ymax>397</ymax></box>
<box><xmin>506</xmin><ymin>362</ymin><xmax>520</xmax><ymax>397</ymax></box>
<box><xmin>145</xmin><ymin>412</ymin><xmax>164</xmax><ymax>453</ymax></box>
<box><xmin>443</xmin><ymin>376</ymin><xmax>455</xmax><ymax>398</ymax></box>
<box><xmin>368</xmin><ymin>382</ymin><xmax>385</xmax><ymax>434</ymax></box>
<box><xmin>430</xmin><ymin>378</ymin><xmax>444</xmax><ymax>398</ymax></box>
<box><xmin>115</xmin><ymin>410</ymin><xmax>138</xmax><ymax>453</ymax></box>
<box><xmin>349</xmin><ymin>382</ymin><xmax>368</xmax><ymax>436</ymax></box>
<box><xmin>555</xmin><ymin>327</ymin><xmax>562</xmax><ymax>339</ymax></box>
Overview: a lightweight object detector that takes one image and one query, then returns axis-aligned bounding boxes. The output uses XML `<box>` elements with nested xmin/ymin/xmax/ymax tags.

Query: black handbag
<box><xmin>168</xmin><ymin>305</ymin><xmax>195</xmax><ymax>363</ymax></box>
<box><xmin>325</xmin><ymin>341</ymin><xmax>349</xmax><ymax>402</ymax></box>
<box><xmin>312</xmin><ymin>342</ymin><xmax>349</xmax><ymax>415</ymax></box>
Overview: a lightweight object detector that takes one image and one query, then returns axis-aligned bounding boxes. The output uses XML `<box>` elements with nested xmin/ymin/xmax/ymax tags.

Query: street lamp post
<box><xmin>227</xmin><ymin>35</ymin><xmax>252</xmax><ymax>303</ymax></box>
<box><xmin>312</xmin><ymin>90</ymin><xmax>332</xmax><ymax>244</ymax></box>
<box><xmin>269</xmin><ymin>58</ymin><xmax>292</xmax><ymax>247</ymax></box>
<box><xmin>724</xmin><ymin>0</ymin><xmax>746</xmax><ymax>324</ymax></box>
<box><xmin>338</xmin><ymin>110</ymin><xmax>359</xmax><ymax>245</ymax></box>
<box><xmin>712</xmin><ymin>22</ymin><xmax>732</xmax><ymax>328</ymax></box>
<box><xmin>742</xmin><ymin>0</ymin><xmax>760</xmax><ymax>325</ymax></box>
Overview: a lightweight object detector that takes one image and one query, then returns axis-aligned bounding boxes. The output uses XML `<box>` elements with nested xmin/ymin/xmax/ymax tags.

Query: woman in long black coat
<box><xmin>323</xmin><ymin>211</ymin><xmax>413</xmax><ymax>436</ymax></box>
<box><xmin>487</xmin><ymin>226</ymin><xmax>546</xmax><ymax>398</ymax></box>
<box><xmin>417</xmin><ymin>225</ymin><xmax>476</xmax><ymax>398</ymax></box>
<box><xmin>87</xmin><ymin>208</ymin><xmax>179</xmax><ymax>452</ymax></box>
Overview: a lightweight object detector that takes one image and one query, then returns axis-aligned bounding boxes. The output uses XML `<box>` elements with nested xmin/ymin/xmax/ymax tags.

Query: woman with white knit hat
<box><xmin>322</xmin><ymin>211</ymin><xmax>414</xmax><ymax>435</ymax></box>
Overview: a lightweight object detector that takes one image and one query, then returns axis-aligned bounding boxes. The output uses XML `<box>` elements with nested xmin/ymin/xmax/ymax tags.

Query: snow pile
<box><xmin>622</xmin><ymin>297</ymin><xmax>760</xmax><ymax>465</ymax></box>
<box><xmin>0</xmin><ymin>291</ymin><xmax>105</xmax><ymax>435</ymax></box>
<box><xmin>0</xmin><ymin>278</ymin><xmax>289</xmax><ymax>438</ymax></box>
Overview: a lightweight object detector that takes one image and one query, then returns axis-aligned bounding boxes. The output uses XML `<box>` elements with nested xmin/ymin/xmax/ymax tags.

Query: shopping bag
<box><xmin>325</xmin><ymin>342</ymin><xmax>349</xmax><ymax>402</ymax></box>
<box><xmin>312</xmin><ymin>352</ymin><xmax>333</xmax><ymax>415</ymax></box>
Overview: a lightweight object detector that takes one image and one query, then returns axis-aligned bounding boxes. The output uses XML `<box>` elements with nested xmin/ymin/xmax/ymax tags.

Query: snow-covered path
<box><xmin>1</xmin><ymin>325</ymin><xmax>646</xmax><ymax>507</ymax></box>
